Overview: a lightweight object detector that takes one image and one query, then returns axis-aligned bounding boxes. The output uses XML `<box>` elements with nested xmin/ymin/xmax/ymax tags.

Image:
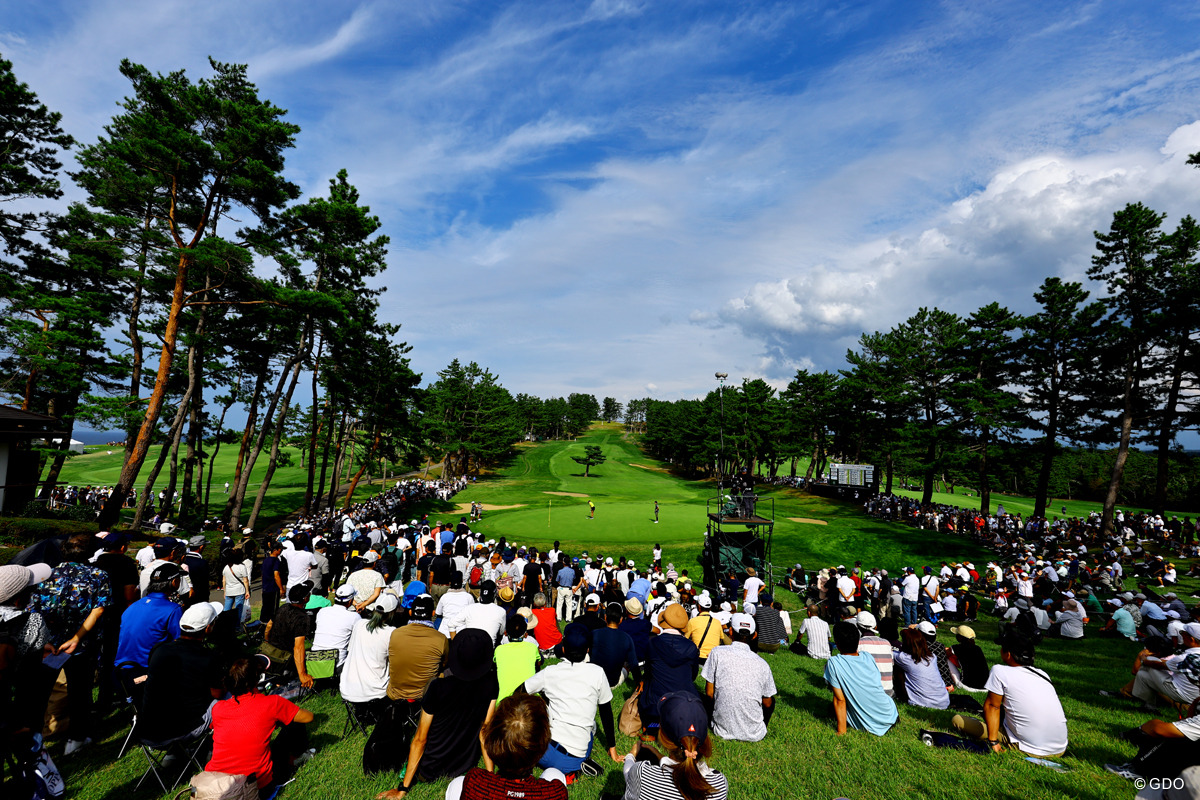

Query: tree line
<box><xmin>636</xmin><ymin>198</ymin><xmax>1200</xmax><ymax>535</ymax></box>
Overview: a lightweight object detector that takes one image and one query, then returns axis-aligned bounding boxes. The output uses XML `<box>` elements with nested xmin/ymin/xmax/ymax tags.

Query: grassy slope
<box><xmin>47</xmin><ymin>444</ymin><xmax>396</xmax><ymax>529</ymax></box>
<box><xmin>56</xmin><ymin>425</ymin><xmax>1188</xmax><ymax>800</ymax></box>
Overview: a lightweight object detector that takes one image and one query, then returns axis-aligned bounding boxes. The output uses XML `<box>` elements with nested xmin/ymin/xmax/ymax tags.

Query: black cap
<box><xmin>150</xmin><ymin>562</ymin><xmax>183</xmax><ymax>583</ymax></box>
<box><xmin>411</xmin><ymin>594</ymin><xmax>435</xmax><ymax>620</ymax></box>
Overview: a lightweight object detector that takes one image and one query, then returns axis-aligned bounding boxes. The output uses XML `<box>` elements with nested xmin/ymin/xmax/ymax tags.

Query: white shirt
<box><xmin>346</xmin><ymin>568</ymin><xmax>386</xmax><ymax>604</ymax></box>
<box><xmin>339</xmin><ymin>619</ymin><xmax>394</xmax><ymax>703</ymax></box>
<box><xmin>800</xmin><ymin>616</ymin><xmax>832</xmax><ymax>659</ymax></box>
<box><xmin>524</xmin><ymin>660</ymin><xmax>613</xmax><ymax>757</ymax></box>
<box><xmin>920</xmin><ymin>574</ymin><xmax>940</xmax><ymax>600</ymax></box>
<box><xmin>984</xmin><ymin>664</ymin><xmax>1068</xmax><ymax>757</ymax></box>
<box><xmin>901</xmin><ymin>574</ymin><xmax>919</xmax><ymax>602</ymax></box>
<box><xmin>835</xmin><ymin>576</ymin><xmax>856</xmax><ymax>602</ymax></box>
<box><xmin>282</xmin><ymin>549</ymin><xmax>318</xmax><ymax>589</ymax></box>
<box><xmin>458</xmin><ymin>602</ymin><xmax>508</xmax><ymax>644</ymax></box>
<box><xmin>313</xmin><ymin>603</ymin><xmax>361</xmax><ymax>664</ymax></box>
<box><xmin>222</xmin><ymin>562</ymin><xmax>251</xmax><ymax>597</ymax></box>
<box><xmin>743</xmin><ymin>576</ymin><xmax>765</xmax><ymax>604</ymax></box>
<box><xmin>135</xmin><ymin>545</ymin><xmax>156</xmax><ymax>570</ymax></box>
<box><xmin>435</xmin><ymin>590</ymin><xmax>476</xmax><ymax>634</ymax></box>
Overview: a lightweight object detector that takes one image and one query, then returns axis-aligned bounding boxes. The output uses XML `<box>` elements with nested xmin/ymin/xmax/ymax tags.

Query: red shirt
<box><xmin>462</xmin><ymin>767</ymin><xmax>567</xmax><ymax>800</ymax></box>
<box><xmin>531</xmin><ymin>608</ymin><xmax>563</xmax><ymax>650</ymax></box>
<box><xmin>207</xmin><ymin>692</ymin><xmax>299</xmax><ymax>787</ymax></box>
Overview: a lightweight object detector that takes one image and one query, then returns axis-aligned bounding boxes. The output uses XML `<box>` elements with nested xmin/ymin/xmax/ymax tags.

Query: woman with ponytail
<box><xmin>622</xmin><ymin>691</ymin><xmax>727</xmax><ymax>800</ymax></box>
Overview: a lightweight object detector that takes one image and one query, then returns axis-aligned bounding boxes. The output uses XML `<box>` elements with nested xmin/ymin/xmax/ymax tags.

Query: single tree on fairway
<box><xmin>572</xmin><ymin>444</ymin><xmax>607</xmax><ymax>477</ymax></box>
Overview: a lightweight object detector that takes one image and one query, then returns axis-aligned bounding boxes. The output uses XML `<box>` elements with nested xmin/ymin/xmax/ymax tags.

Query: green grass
<box><xmin>50</xmin><ymin>424</ymin><xmax>1197</xmax><ymax>800</ymax></box>
<box><xmin>891</xmin><ymin>485</ymin><xmax>1199</xmax><ymax>519</ymax></box>
<box><xmin>44</xmin><ymin>444</ymin><xmax>402</xmax><ymax>530</ymax></box>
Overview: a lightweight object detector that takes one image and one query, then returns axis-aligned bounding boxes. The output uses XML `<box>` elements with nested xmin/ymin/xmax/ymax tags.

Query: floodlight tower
<box><xmin>715</xmin><ymin>372</ymin><xmax>727</xmax><ymax>511</ymax></box>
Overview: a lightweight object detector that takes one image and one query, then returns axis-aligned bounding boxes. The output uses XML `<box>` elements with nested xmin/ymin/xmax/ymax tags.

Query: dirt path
<box><xmin>789</xmin><ymin>517</ymin><xmax>829</xmax><ymax>525</ymax></box>
<box><xmin>543</xmin><ymin>491</ymin><xmax>588</xmax><ymax>497</ymax></box>
<box><xmin>629</xmin><ymin>463</ymin><xmax>668</xmax><ymax>472</ymax></box>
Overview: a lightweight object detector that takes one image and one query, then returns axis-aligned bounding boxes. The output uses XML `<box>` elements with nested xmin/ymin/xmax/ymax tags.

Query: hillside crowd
<box><xmin>1</xmin><ymin>482</ymin><xmax>1199</xmax><ymax>799</ymax></box>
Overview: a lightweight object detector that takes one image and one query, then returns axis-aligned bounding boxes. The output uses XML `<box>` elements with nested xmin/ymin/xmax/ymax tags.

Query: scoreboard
<box><xmin>827</xmin><ymin>463</ymin><xmax>875</xmax><ymax>488</ymax></box>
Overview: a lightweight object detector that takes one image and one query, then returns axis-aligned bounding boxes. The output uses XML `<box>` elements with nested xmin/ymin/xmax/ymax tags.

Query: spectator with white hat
<box><xmin>311</xmin><ymin>584</ymin><xmax>361</xmax><ymax>666</ymax></box>
<box><xmin>0</xmin><ymin>563</ymin><xmax>52</xmax><ymax>733</ymax></box>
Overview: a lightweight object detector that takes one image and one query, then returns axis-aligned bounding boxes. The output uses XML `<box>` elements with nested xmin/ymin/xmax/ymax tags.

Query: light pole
<box><xmin>715</xmin><ymin>372</ymin><xmax>727</xmax><ymax>509</ymax></box>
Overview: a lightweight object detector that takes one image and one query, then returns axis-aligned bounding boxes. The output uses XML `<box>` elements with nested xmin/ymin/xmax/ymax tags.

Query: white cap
<box><xmin>917</xmin><ymin>620</ymin><xmax>937</xmax><ymax>636</ymax></box>
<box><xmin>730</xmin><ymin>613</ymin><xmax>755</xmax><ymax>634</ymax></box>
<box><xmin>180</xmin><ymin>601</ymin><xmax>220</xmax><ymax>632</ymax></box>
<box><xmin>369</xmin><ymin>593</ymin><xmax>399</xmax><ymax>613</ymax></box>
<box><xmin>361</xmin><ymin>551</ymin><xmax>380</xmax><ymax>564</ymax></box>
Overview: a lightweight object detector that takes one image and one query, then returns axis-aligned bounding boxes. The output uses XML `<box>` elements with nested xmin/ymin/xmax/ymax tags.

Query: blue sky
<box><xmin>4</xmin><ymin>1</ymin><xmax>1200</xmax><ymax>438</ymax></box>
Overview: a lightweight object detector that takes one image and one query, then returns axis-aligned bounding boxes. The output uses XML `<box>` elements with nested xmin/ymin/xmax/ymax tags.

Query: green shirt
<box><xmin>495</xmin><ymin>639</ymin><xmax>539</xmax><ymax>700</ymax></box>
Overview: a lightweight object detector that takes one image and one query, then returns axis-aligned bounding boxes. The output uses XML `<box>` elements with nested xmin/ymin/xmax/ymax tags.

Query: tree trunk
<box><xmin>202</xmin><ymin>396</ymin><xmax>234</xmax><ymax>521</ymax></box>
<box><xmin>978</xmin><ymin>426</ymin><xmax>991</xmax><ymax>515</ymax></box>
<box><xmin>315</xmin><ymin>400</ymin><xmax>336</xmax><ymax>515</ymax></box>
<box><xmin>163</xmin><ymin>408</ymin><xmax>187</xmax><ymax>520</ymax></box>
<box><xmin>37</xmin><ymin>403</ymin><xmax>76</xmax><ymax>500</ymax></box>
<box><xmin>343</xmin><ymin>425</ymin><xmax>381</xmax><ymax>509</ymax></box>
<box><xmin>98</xmin><ymin>249</ymin><xmax>193</xmax><ymax>530</ymax></box>
<box><xmin>179</xmin><ymin>350</ymin><xmax>204</xmax><ymax>521</ymax></box>
<box><xmin>1101</xmin><ymin>354</ymin><xmax>1139</xmax><ymax>537</ymax></box>
<box><xmin>884</xmin><ymin>452</ymin><xmax>894</xmax><ymax>495</ymax></box>
<box><xmin>325</xmin><ymin>411</ymin><xmax>349</xmax><ymax>512</ymax></box>
<box><xmin>123</xmin><ymin>203</ymin><xmax>154</xmax><ymax>460</ymax></box>
<box><xmin>1152</xmin><ymin>336</ymin><xmax>1189</xmax><ymax>516</ymax></box>
<box><xmin>222</xmin><ymin>368</ymin><xmax>267</xmax><ymax>522</ymax></box>
<box><xmin>245</xmin><ymin>357</ymin><xmax>305</xmax><ymax>528</ymax></box>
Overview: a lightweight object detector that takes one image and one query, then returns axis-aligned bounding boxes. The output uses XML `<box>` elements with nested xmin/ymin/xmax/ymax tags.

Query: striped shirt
<box><xmin>622</xmin><ymin>755</ymin><xmax>728</xmax><ymax>800</ymax></box>
<box><xmin>857</xmin><ymin>635</ymin><xmax>894</xmax><ymax>697</ymax></box>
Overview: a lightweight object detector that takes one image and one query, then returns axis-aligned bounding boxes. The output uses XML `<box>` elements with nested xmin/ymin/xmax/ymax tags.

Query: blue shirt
<box><xmin>627</xmin><ymin>578</ymin><xmax>651</xmax><ymax>607</ymax></box>
<box><xmin>824</xmin><ymin>652</ymin><xmax>898</xmax><ymax>736</ymax></box>
<box><xmin>1141</xmin><ymin>602</ymin><xmax>1168</xmax><ymax>621</ymax></box>
<box><xmin>556</xmin><ymin>566</ymin><xmax>577</xmax><ymax>588</ymax></box>
<box><xmin>115</xmin><ymin>593</ymin><xmax>182</xmax><ymax>668</ymax></box>
<box><xmin>1113</xmin><ymin>606</ymin><xmax>1137</xmax><ymax>638</ymax></box>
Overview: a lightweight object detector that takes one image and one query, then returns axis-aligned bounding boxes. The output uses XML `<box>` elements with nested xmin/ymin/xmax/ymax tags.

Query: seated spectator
<box><xmin>458</xmin><ymin>581</ymin><xmax>507</xmax><ymax>645</ymax></box>
<box><xmin>640</xmin><ymin>604</ymin><xmax>700</xmax><ymax>738</ymax></box>
<box><xmin>798</xmin><ymin>605</ymin><xmax>832</xmax><ymax>659</ymax></box>
<box><xmin>114</xmin><ymin>562</ymin><xmax>183</xmax><ymax>676</ymax></box>
<box><xmin>311</xmin><ymin>584</ymin><xmax>361</xmax><ymax>666</ymax></box>
<box><xmin>495</xmin><ymin>614</ymin><xmax>540</xmax><ymax>700</ymax></box>
<box><xmin>947</xmin><ymin>625</ymin><xmax>989</xmax><ymax>691</ymax></box>
<box><xmin>435</xmin><ymin>571</ymin><xmax>476</xmax><ymax>634</ymax></box>
<box><xmin>446</xmin><ymin>693</ymin><xmax>567</xmax><ymax>800</ymax></box>
<box><xmin>387</xmin><ymin>594</ymin><xmax>448</xmax><ymax>709</ymax></box>
<box><xmin>347</xmin><ymin>552</ymin><xmax>386</xmax><ymax>612</ymax></box>
<box><xmin>622</xmin><ymin>691</ymin><xmax>728</xmax><ymax>800</ymax></box>
<box><xmin>685</xmin><ymin>596</ymin><xmax>722</xmax><ymax>663</ymax></box>
<box><xmin>592</xmin><ymin>602</ymin><xmax>642</xmax><ymax>689</ymax></box>
<box><xmin>1051</xmin><ymin>600</ymin><xmax>1086</xmax><ymax>639</ymax></box>
<box><xmin>893</xmin><ymin>628</ymin><xmax>949</xmax><ymax>710</ymax></box>
<box><xmin>1106</xmin><ymin>684</ymin><xmax>1200</xmax><ymax>781</ymax></box>
<box><xmin>952</xmin><ymin>624</ymin><xmax>1068</xmax><ymax>757</ymax></box>
<box><xmin>752</xmin><ymin>594</ymin><xmax>786</xmax><ymax>654</ymax></box>
<box><xmin>701</xmin><ymin>613</ymin><xmax>776</xmax><ymax>743</ymax></box>
<box><xmin>207</xmin><ymin>655</ymin><xmax>315</xmax><ymax>798</ymax></box>
<box><xmin>619</xmin><ymin>598</ymin><xmax>652</xmax><ymax>665</ymax></box>
<box><xmin>577</xmin><ymin>593</ymin><xmax>606</xmax><ymax>632</ymax></box>
<box><xmin>341</xmin><ymin>593</ymin><xmax>401</xmax><ymax>720</ymax></box>
<box><xmin>825</xmin><ymin>622</ymin><xmax>898</xmax><ymax>737</ymax></box>
<box><xmin>377</xmin><ymin>629</ymin><xmax>499</xmax><ymax>799</ymax></box>
<box><xmin>854</xmin><ymin>611</ymin><xmax>894</xmax><ymax>698</ymax></box>
<box><xmin>1119</xmin><ymin>622</ymin><xmax>1200</xmax><ymax>710</ymax></box>
<box><xmin>522</xmin><ymin>623</ymin><xmax>619</xmax><ymax>777</ymax></box>
<box><xmin>530</xmin><ymin>593</ymin><xmax>564</xmax><ymax>655</ymax></box>
<box><xmin>263</xmin><ymin>582</ymin><xmax>315</xmax><ymax>687</ymax></box>
<box><xmin>136</xmin><ymin>601</ymin><xmax>222</xmax><ymax>747</ymax></box>
<box><xmin>1099</xmin><ymin>597</ymin><xmax>1138</xmax><ymax>640</ymax></box>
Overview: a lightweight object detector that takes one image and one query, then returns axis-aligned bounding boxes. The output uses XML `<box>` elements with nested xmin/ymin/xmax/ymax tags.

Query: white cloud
<box><xmin>250</xmin><ymin>4</ymin><xmax>377</xmax><ymax>79</ymax></box>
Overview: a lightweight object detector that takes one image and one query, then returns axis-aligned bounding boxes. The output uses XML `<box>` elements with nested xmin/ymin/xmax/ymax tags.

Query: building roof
<box><xmin>0</xmin><ymin>405</ymin><xmax>67</xmax><ymax>437</ymax></box>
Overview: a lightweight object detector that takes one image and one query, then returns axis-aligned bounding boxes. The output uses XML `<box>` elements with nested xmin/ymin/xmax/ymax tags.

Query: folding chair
<box><xmin>132</xmin><ymin>727</ymin><xmax>211</xmax><ymax>793</ymax></box>
<box><xmin>342</xmin><ymin>697</ymin><xmax>373</xmax><ymax>737</ymax></box>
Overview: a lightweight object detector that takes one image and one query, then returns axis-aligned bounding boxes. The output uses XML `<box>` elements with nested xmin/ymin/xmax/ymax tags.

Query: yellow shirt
<box><xmin>686</xmin><ymin>612</ymin><xmax>722</xmax><ymax>659</ymax></box>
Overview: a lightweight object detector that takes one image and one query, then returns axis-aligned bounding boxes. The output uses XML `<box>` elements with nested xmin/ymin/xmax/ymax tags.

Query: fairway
<box><xmin>454</xmin><ymin>425</ymin><xmax>995</xmax><ymax>588</ymax></box>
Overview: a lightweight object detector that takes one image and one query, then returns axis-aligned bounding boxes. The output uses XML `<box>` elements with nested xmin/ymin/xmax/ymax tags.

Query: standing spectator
<box><xmin>183</xmin><ymin>535</ymin><xmax>212</xmax><ymax>603</ymax></box>
<box><xmin>93</xmin><ymin>532</ymin><xmax>139</xmax><ymax>712</ymax></box>
<box><xmin>221</xmin><ymin>547</ymin><xmax>252</xmax><ymax>623</ymax></box>
<box><xmin>555</xmin><ymin>557</ymin><xmax>580</xmax><ymax>622</ymax></box>
<box><xmin>701</xmin><ymin>613</ymin><xmax>776</xmax><ymax>743</ymax></box>
<box><xmin>28</xmin><ymin>534</ymin><xmax>112</xmax><ymax>754</ymax></box>
<box><xmin>919</xmin><ymin>567</ymin><xmax>940</xmax><ymax>623</ymax></box>
<box><xmin>260</xmin><ymin>540</ymin><xmax>286</xmax><ymax>625</ymax></box>
<box><xmin>825</xmin><ymin>622</ymin><xmax>898</xmax><ymax>737</ymax></box>
<box><xmin>281</xmin><ymin>540</ymin><xmax>318</xmax><ymax>593</ymax></box>
<box><xmin>742</xmin><ymin>568</ymin><xmax>764</xmax><ymax>606</ymax></box>
<box><xmin>900</xmin><ymin>568</ymin><xmax>920</xmax><ymax>626</ymax></box>
<box><xmin>377</xmin><ymin>629</ymin><xmax>500</xmax><ymax>798</ymax></box>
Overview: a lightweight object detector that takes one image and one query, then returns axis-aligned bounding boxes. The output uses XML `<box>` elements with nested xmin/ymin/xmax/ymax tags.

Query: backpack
<box><xmin>496</xmin><ymin>567</ymin><xmax>515</xmax><ymax>592</ymax></box>
<box><xmin>469</xmin><ymin>564</ymin><xmax>484</xmax><ymax>589</ymax></box>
